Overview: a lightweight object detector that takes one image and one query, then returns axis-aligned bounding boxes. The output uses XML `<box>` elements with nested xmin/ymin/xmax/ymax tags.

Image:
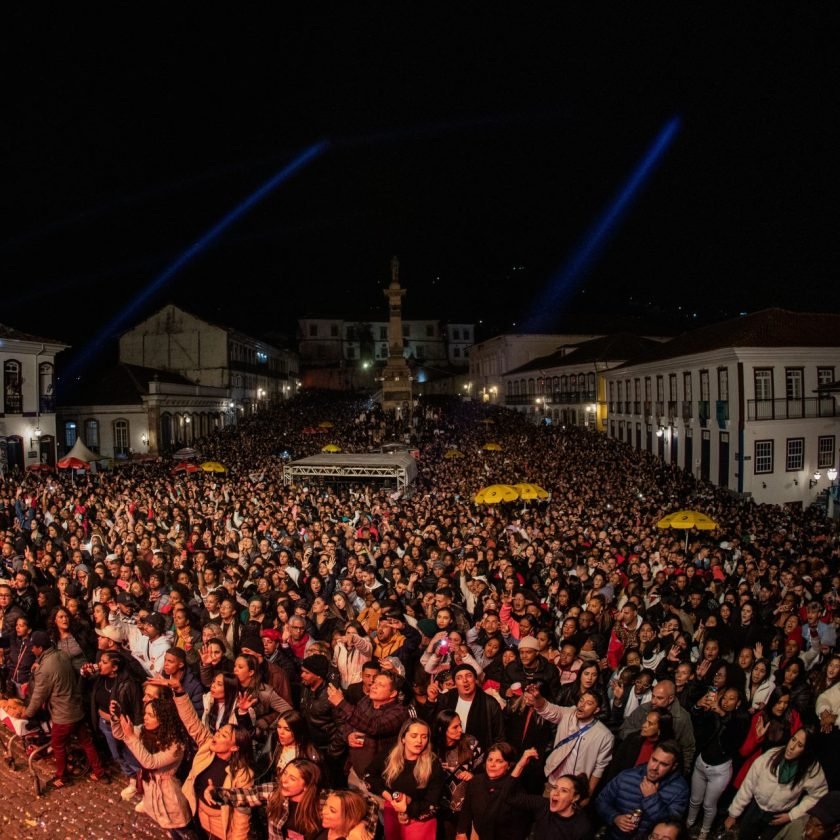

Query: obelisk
<box><xmin>380</xmin><ymin>256</ymin><xmax>412</xmax><ymax>411</ymax></box>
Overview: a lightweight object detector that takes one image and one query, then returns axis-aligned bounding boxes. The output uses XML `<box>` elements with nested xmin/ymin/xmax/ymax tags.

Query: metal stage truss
<box><xmin>283</xmin><ymin>452</ymin><xmax>417</xmax><ymax>492</ymax></box>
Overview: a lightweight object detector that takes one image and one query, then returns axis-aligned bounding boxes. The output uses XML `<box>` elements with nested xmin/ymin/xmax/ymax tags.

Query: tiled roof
<box><xmin>0</xmin><ymin>323</ymin><xmax>69</xmax><ymax>346</ymax></box>
<box><xmin>617</xmin><ymin>309</ymin><xmax>840</xmax><ymax>367</ymax></box>
<box><xmin>505</xmin><ymin>333</ymin><xmax>663</xmax><ymax>375</ymax></box>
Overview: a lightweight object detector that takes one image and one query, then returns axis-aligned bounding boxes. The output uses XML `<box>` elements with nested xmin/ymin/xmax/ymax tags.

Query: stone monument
<box><xmin>380</xmin><ymin>256</ymin><xmax>412</xmax><ymax>412</ymax></box>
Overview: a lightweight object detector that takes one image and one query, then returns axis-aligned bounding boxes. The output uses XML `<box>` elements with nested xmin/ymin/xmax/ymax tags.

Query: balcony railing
<box><xmin>681</xmin><ymin>400</ymin><xmax>692</xmax><ymax>420</ymax></box>
<box><xmin>633</xmin><ymin>401</ymin><xmax>641</xmax><ymax>415</ymax></box>
<box><xmin>3</xmin><ymin>392</ymin><xmax>22</xmax><ymax>414</ymax></box>
<box><xmin>747</xmin><ymin>397</ymin><xmax>838</xmax><ymax>421</ymax></box>
<box><xmin>625</xmin><ymin>401</ymin><xmax>632</xmax><ymax>414</ymax></box>
<box><xmin>698</xmin><ymin>400</ymin><xmax>710</xmax><ymax>427</ymax></box>
<box><xmin>655</xmin><ymin>400</ymin><xmax>665</xmax><ymax>417</ymax></box>
<box><xmin>40</xmin><ymin>395</ymin><xmax>56</xmax><ymax>413</ymax></box>
<box><xmin>644</xmin><ymin>401</ymin><xmax>652</xmax><ymax>417</ymax></box>
<box><xmin>506</xmin><ymin>390</ymin><xmax>596</xmax><ymax>406</ymax></box>
<box><xmin>667</xmin><ymin>400</ymin><xmax>678</xmax><ymax>421</ymax></box>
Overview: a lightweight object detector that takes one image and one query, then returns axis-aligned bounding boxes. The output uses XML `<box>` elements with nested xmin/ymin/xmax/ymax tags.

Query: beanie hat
<box><xmin>301</xmin><ymin>654</ymin><xmax>331</xmax><ymax>679</ymax></box>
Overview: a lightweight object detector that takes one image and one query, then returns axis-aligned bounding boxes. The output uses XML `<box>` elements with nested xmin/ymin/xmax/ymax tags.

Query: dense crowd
<box><xmin>1</xmin><ymin>391</ymin><xmax>839</xmax><ymax>840</ymax></box>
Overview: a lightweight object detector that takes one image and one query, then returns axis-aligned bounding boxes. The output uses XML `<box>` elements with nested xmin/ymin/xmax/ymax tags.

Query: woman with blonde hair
<box><xmin>365</xmin><ymin>718</ymin><xmax>444</xmax><ymax>840</ymax></box>
<box><xmin>209</xmin><ymin>757</ymin><xmax>323</xmax><ymax>840</ymax></box>
<box><xmin>319</xmin><ymin>789</ymin><xmax>379</xmax><ymax>840</ymax></box>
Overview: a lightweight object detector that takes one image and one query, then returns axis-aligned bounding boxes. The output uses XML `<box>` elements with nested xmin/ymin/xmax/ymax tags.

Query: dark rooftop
<box><xmin>60</xmin><ymin>364</ymin><xmax>196</xmax><ymax>407</ymax></box>
<box><xmin>0</xmin><ymin>323</ymin><xmax>69</xmax><ymax>347</ymax></box>
<box><xmin>505</xmin><ymin>333</ymin><xmax>663</xmax><ymax>375</ymax></box>
<box><xmin>617</xmin><ymin>308</ymin><xmax>840</xmax><ymax>367</ymax></box>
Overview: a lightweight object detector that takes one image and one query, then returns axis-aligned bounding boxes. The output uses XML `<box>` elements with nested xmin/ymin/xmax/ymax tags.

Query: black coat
<box><xmin>438</xmin><ymin>688</ymin><xmax>505</xmax><ymax>753</ymax></box>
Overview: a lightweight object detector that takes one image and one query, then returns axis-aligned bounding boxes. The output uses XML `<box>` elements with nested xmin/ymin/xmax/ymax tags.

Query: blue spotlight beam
<box><xmin>523</xmin><ymin>116</ymin><xmax>681</xmax><ymax>332</ymax></box>
<box><xmin>66</xmin><ymin>140</ymin><xmax>329</xmax><ymax>378</ymax></box>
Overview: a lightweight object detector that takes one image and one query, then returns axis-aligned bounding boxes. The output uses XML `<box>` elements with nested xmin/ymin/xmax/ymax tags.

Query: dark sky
<box><xmin>4</xmin><ymin>9</ymin><xmax>840</xmax><ymax>373</ymax></box>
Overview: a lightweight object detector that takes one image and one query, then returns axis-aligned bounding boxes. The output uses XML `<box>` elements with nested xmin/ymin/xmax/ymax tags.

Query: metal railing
<box><xmin>747</xmin><ymin>397</ymin><xmax>838</xmax><ymax>421</ymax></box>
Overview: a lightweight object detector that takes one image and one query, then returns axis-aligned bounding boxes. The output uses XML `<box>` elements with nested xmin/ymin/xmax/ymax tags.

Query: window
<box><xmin>84</xmin><ymin>419</ymin><xmax>100</xmax><ymax>452</ymax></box>
<box><xmin>3</xmin><ymin>360</ymin><xmax>22</xmax><ymax>414</ymax></box>
<box><xmin>453</xmin><ymin>347</ymin><xmax>461</xmax><ymax>358</ymax></box>
<box><xmin>700</xmin><ymin>370</ymin><xmax>710</xmax><ymax>400</ymax></box>
<box><xmin>635</xmin><ymin>379</ymin><xmax>641</xmax><ymax>400</ymax></box>
<box><xmin>39</xmin><ymin>363</ymin><xmax>55</xmax><ymax>413</ymax></box>
<box><xmin>309</xmin><ymin>324</ymin><xmax>317</xmax><ymax>337</ymax></box>
<box><xmin>818</xmin><ymin>436</ymin><xmax>836</xmax><ymax>469</ymax></box>
<box><xmin>785</xmin><ymin>368</ymin><xmax>803</xmax><ymax>400</ymax></box>
<box><xmin>683</xmin><ymin>372</ymin><xmax>692</xmax><ymax>401</ymax></box>
<box><xmin>656</xmin><ymin>376</ymin><xmax>664</xmax><ymax>401</ymax></box>
<box><xmin>330</xmin><ymin>325</ymin><xmax>339</xmax><ymax>338</ymax></box>
<box><xmin>402</xmin><ymin>324</ymin><xmax>409</xmax><ymax>337</ymax></box>
<box><xmin>114</xmin><ymin>419</ymin><xmax>129</xmax><ymax>455</ymax></box>
<box><xmin>416</xmin><ymin>345</ymin><xmax>425</xmax><ymax>359</ymax></box>
<box><xmin>426</xmin><ymin>325</ymin><xmax>434</xmax><ymax>337</ymax></box>
<box><xmin>755</xmin><ymin>440</ymin><xmax>774</xmax><ymax>474</ymax></box>
<box><xmin>669</xmin><ymin>374</ymin><xmax>677</xmax><ymax>401</ymax></box>
<box><xmin>452</xmin><ymin>328</ymin><xmax>460</xmax><ymax>340</ymax></box>
<box><xmin>754</xmin><ymin>368</ymin><xmax>773</xmax><ymax>400</ymax></box>
<box><xmin>785</xmin><ymin>438</ymin><xmax>804</xmax><ymax>471</ymax></box>
<box><xmin>379</xmin><ymin>326</ymin><xmax>387</xmax><ymax>340</ymax></box>
<box><xmin>718</xmin><ymin>368</ymin><xmax>729</xmax><ymax>401</ymax></box>
<box><xmin>818</xmin><ymin>367</ymin><xmax>834</xmax><ymax>386</ymax></box>
<box><xmin>64</xmin><ymin>421</ymin><xmax>78</xmax><ymax>448</ymax></box>
<box><xmin>644</xmin><ymin>377</ymin><xmax>652</xmax><ymax>400</ymax></box>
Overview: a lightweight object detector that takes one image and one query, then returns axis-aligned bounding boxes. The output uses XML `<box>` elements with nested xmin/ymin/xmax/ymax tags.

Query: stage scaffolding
<box><xmin>283</xmin><ymin>452</ymin><xmax>418</xmax><ymax>492</ymax></box>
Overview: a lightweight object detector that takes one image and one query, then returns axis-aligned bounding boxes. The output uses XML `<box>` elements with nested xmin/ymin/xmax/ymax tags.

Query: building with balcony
<box><xmin>119</xmin><ymin>304</ymin><xmax>298</xmax><ymax>412</ymax></box>
<box><xmin>0</xmin><ymin>324</ymin><xmax>69</xmax><ymax>472</ymax></box>
<box><xmin>502</xmin><ymin>333</ymin><xmax>663</xmax><ymax>429</ymax></box>
<box><xmin>603</xmin><ymin>309</ymin><xmax>840</xmax><ymax>507</ymax></box>
<box><xmin>468</xmin><ymin>332</ymin><xmax>604</xmax><ymax>403</ymax></box>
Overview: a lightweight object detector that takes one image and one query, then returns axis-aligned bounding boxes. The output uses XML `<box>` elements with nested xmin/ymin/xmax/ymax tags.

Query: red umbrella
<box><xmin>171</xmin><ymin>463</ymin><xmax>201</xmax><ymax>474</ymax></box>
<box><xmin>57</xmin><ymin>456</ymin><xmax>90</xmax><ymax>470</ymax></box>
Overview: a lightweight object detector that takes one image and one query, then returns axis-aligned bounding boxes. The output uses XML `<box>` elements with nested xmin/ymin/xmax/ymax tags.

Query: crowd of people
<box><xmin>1</xmin><ymin>390</ymin><xmax>839</xmax><ymax>840</ymax></box>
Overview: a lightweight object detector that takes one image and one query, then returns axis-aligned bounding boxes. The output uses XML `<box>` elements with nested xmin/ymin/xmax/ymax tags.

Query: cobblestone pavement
<box><xmin>0</xmin><ymin>726</ymin><xmax>168</xmax><ymax>840</ymax></box>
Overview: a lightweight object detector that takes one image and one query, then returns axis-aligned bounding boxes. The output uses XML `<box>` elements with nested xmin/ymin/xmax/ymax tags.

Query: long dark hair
<box><xmin>226</xmin><ymin>725</ymin><xmax>256</xmax><ymax>779</ymax></box>
<box><xmin>276</xmin><ymin>710</ymin><xmax>318</xmax><ymax>757</ymax></box>
<box><xmin>760</xmin><ymin>685</ymin><xmax>796</xmax><ymax>748</ymax></box>
<box><xmin>211</xmin><ymin>673</ymin><xmax>241</xmax><ymax>725</ymax></box>
<box><xmin>768</xmin><ymin>726</ymin><xmax>820</xmax><ymax>788</ymax></box>
<box><xmin>432</xmin><ymin>709</ymin><xmax>474</xmax><ymax>765</ymax></box>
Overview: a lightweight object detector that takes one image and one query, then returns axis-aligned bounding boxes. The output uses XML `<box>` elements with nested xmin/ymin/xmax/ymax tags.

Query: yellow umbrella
<box><xmin>474</xmin><ymin>484</ymin><xmax>520</xmax><ymax>504</ymax></box>
<box><xmin>482</xmin><ymin>442</ymin><xmax>502</xmax><ymax>451</ymax></box>
<box><xmin>444</xmin><ymin>449</ymin><xmax>465</xmax><ymax>459</ymax></box>
<box><xmin>200</xmin><ymin>461</ymin><xmax>227</xmax><ymax>473</ymax></box>
<box><xmin>513</xmin><ymin>482</ymin><xmax>549</xmax><ymax>500</ymax></box>
<box><xmin>656</xmin><ymin>509</ymin><xmax>720</xmax><ymax>550</ymax></box>
<box><xmin>318</xmin><ymin>421</ymin><xmax>334</xmax><ymax>429</ymax></box>
<box><xmin>321</xmin><ymin>444</ymin><xmax>342</xmax><ymax>453</ymax></box>
<box><xmin>480</xmin><ymin>418</ymin><xmax>495</xmax><ymax>425</ymax></box>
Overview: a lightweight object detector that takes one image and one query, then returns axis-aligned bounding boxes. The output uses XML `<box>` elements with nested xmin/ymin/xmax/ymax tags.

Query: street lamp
<box><xmin>828</xmin><ymin>467</ymin><xmax>839</xmax><ymax>482</ymax></box>
<box><xmin>809</xmin><ymin>470</ymin><xmax>822</xmax><ymax>489</ymax></box>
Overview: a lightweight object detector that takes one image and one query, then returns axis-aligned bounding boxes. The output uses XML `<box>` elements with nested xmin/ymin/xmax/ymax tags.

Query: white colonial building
<box><xmin>120</xmin><ymin>304</ymin><xmax>299</xmax><ymax>412</ymax></box>
<box><xmin>468</xmin><ymin>332</ymin><xmax>604</xmax><ymax>403</ymax></box>
<box><xmin>0</xmin><ymin>324</ymin><xmax>69</xmax><ymax>472</ymax></box>
<box><xmin>603</xmin><ymin>309</ymin><xmax>840</xmax><ymax>507</ymax></box>
<box><xmin>502</xmin><ymin>333</ymin><xmax>664</xmax><ymax>431</ymax></box>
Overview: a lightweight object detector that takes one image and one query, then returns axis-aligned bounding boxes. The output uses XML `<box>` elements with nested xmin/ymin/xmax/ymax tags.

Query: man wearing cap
<box><xmin>240</xmin><ymin>630</ymin><xmax>292</xmax><ymax>705</ymax></box>
<box><xmin>109</xmin><ymin>605</ymin><xmax>171</xmax><ymax>677</ymax></box>
<box><xmin>299</xmin><ymin>654</ymin><xmax>344</xmax><ymax>783</ymax></box>
<box><xmin>22</xmin><ymin>631</ymin><xmax>106</xmax><ymax>786</ymax></box>
<box><xmin>503</xmin><ymin>635</ymin><xmax>562</xmax><ymax>701</ymax></box>
<box><xmin>426</xmin><ymin>663</ymin><xmax>504</xmax><ymax>752</ymax></box>
<box><xmin>773</xmin><ymin>792</ymin><xmax>840</xmax><ymax>840</ymax></box>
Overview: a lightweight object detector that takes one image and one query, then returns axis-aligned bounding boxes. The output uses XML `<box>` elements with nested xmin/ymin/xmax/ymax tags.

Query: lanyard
<box><xmin>546</xmin><ymin>719</ymin><xmax>595</xmax><ymax>758</ymax></box>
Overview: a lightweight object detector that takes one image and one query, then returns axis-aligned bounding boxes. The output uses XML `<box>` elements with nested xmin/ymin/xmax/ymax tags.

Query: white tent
<box><xmin>64</xmin><ymin>437</ymin><xmax>103</xmax><ymax>463</ymax></box>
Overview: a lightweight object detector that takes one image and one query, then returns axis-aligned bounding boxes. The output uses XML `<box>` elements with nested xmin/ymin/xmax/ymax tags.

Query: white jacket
<box><xmin>816</xmin><ymin>682</ymin><xmax>840</xmax><ymax>725</ymax></box>
<box><xmin>729</xmin><ymin>748</ymin><xmax>828</xmax><ymax>822</ymax></box>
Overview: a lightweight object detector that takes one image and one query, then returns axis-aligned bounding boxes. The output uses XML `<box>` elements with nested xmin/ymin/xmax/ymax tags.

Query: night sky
<box><xmin>4</xmin><ymin>10</ymin><xmax>840</xmax><ymax>375</ymax></box>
